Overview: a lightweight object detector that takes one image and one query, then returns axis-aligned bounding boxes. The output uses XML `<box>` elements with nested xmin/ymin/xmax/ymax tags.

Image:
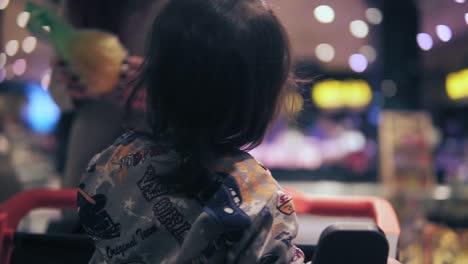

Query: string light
<box><xmin>315</xmin><ymin>43</ymin><xmax>335</xmax><ymax>62</ymax></box>
<box><xmin>365</xmin><ymin>8</ymin><xmax>383</xmax><ymax>25</ymax></box>
<box><xmin>314</xmin><ymin>5</ymin><xmax>335</xmax><ymax>24</ymax></box>
<box><xmin>0</xmin><ymin>0</ymin><xmax>10</xmax><ymax>10</ymax></box>
<box><xmin>436</xmin><ymin>25</ymin><xmax>452</xmax><ymax>42</ymax></box>
<box><xmin>417</xmin><ymin>33</ymin><xmax>433</xmax><ymax>51</ymax></box>
<box><xmin>13</xmin><ymin>59</ymin><xmax>27</xmax><ymax>76</ymax></box>
<box><xmin>5</xmin><ymin>40</ymin><xmax>19</xmax><ymax>56</ymax></box>
<box><xmin>349</xmin><ymin>54</ymin><xmax>368</xmax><ymax>73</ymax></box>
<box><xmin>350</xmin><ymin>20</ymin><xmax>369</xmax><ymax>38</ymax></box>
<box><xmin>359</xmin><ymin>45</ymin><xmax>377</xmax><ymax>63</ymax></box>
<box><xmin>17</xmin><ymin>12</ymin><xmax>30</xmax><ymax>28</ymax></box>
<box><xmin>22</xmin><ymin>36</ymin><xmax>37</xmax><ymax>53</ymax></box>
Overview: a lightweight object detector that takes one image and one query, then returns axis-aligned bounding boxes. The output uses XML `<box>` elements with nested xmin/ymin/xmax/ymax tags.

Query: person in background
<box><xmin>52</xmin><ymin>56</ymin><xmax>144</xmax><ymax>188</ymax></box>
<box><xmin>47</xmin><ymin>0</ymin><xmax>163</xmax><ymax>232</ymax></box>
<box><xmin>52</xmin><ymin>0</ymin><xmax>167</xmax><ymax>189</ymax></box>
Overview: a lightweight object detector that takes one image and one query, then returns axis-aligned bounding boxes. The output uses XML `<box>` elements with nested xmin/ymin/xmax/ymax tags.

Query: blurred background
<box><xmin>0</xmin><ymin>0</ymin><xmax>468</xmax><ymax>263</ymax></box>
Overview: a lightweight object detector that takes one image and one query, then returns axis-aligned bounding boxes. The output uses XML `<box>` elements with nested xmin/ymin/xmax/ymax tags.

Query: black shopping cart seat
<box><xmin>11</xmin><ymin>232</ymin><xmax>94</xmax><ymax>264</ymax></box>
<box><xmin>312</xmin><ymin>223</ymin><xmax>389</xmax><ymax>264</ymax></box>
<box><xmin>287</xmin><ymin>187</ymin><xmax>400</xmax><ymax>263</ymax></box>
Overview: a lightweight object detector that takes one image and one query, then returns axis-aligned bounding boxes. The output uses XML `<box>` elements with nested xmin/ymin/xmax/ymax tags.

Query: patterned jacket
<box><xmin>78</xmin><ymin>132</ymin><xmax>306</xmax><ymax>264</ymax></box>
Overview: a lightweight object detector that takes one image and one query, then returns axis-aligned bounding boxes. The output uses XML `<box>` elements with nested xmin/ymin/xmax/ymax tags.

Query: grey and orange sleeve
<box><xmin>227</xmin><ymin>190</ymin><xmax>309</xmax><ymax>264</ymax></box>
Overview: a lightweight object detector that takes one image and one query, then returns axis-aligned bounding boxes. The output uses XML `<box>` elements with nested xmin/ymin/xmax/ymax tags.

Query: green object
<box><xmin>25</xmin><ymin>1</ymin><xmax>74</xmax><ymax>59</ymax></box>
<box><xmin>25</xmin><ymin>1</ymin><xmax>128</xmax><ymax>95</ymax></box>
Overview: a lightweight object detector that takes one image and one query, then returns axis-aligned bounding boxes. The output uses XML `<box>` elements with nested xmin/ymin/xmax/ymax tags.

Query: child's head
<box><xmin>136</xmin><ymin>0</ymin><xmax>293</xmax><ymax>161</ymax></box>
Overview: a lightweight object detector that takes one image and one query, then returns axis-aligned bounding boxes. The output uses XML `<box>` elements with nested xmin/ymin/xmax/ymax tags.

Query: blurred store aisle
<box><xmin>0</xmin><ymin>154</ymin><xmax>21</xmax><ymax>202</ymax></box>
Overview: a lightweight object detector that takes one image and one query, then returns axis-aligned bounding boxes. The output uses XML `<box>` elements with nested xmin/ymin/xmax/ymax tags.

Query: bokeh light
<box><xmin>312</xmin><ymin>79</ymin><xmax>372</xmax><ymax>109</ymax></box>
<box><xmin>313</xmin><ymin>80</ymin><xmax>342</xmax><ymax>109</ymax></box>
<box><xmin>13</xmin><ymin>59</ymin><xmax>27</xmax><ymax>76</ymax></box>
<box><xmin>314</xmin><ymin>5</ymin><xmax>335</xmax><ymax>24</ymax></box>
<box><xmin>41</xmin><ymin>69</ymin><xmax>52</xmax><ymax>90</ymax></box>
<box><xmin>368</xmin><ymin>105</ymin><xmax>381</xmax><ymax>126</ymax></box>
<box><xmin>381</xmin><ymin>80</ymin><xmax>398</xmax><ymax>97</ymax></box>
<box><xmin>0</xmin><ymin>53</ymin><xmax>6</xmax><ymax>68</ymax></box>
<box><xmin>359</xmin><ymin>45</ymin><xmax>377</xmax><ymax>63</ymax></box>
<box><xmin>417</xmin><ymin>33</ymin><xmax>433</xmax><ymax>51</ymax></box>
<box><xmin>17</xmin><ymin>11</ymin><xmax>30</xmax><ymax>28</ymax></box>
<box><xmin>436</xmin><ymin>25</ymin><xmax>452</xmax><ymax>42</ymax></box>
<box><xmin>365</xmin><ymin>8</ymin><xmax>383</xmax><ymax>25</ymax></box>
<box><xmin>345</xmin><ymin>80</ymin><xmax>373</xmax><ymax>108</ymax></box>
<box><xmin>5</xmin><ymin>40</ymin><xmax>19</xmax><ymax>56</ymax></box>
<box><xmin>349</xmin><ymin>54</ymin><xmax>368</xmax><ymax>72</ymax></box>
<box><xmin>22</xmin><ymin>84</ymin><xmax>61</xmax><ymax>134</ymax></box>
<box><xmin>0</xmin><ymin>0</ymin><xmax>9</xmax><ymax>10</ymax></box>
<box><xmin>454</xmin><ymin>0</ymin><xmax>465</xmax><ymax>3</ymax></box>
<box><xmin>22</xmin><ymin>36</ymin><xmax>37</xmax><ymax>54</ymax></box>
<box><xmin>350</xmin><ymin>20</ymin><xmax>369</xmax><ymax>38</ymax></box>
<box><xmin>341</xmin><ymin>131</ymin><xmax>366</xmax><ymax>153</ymax></box>
<box><xmin>446</xmin><ymin>69</ymin><xmax>468</xmax><ymax>100</ymax></box>
<box><xmin>315</xmin><ymin>43</ymin><xmax>335</xmax><ymax>62</ymax></box>
<box><xmin>465</xmin><ymin>13</ymin><xmax>468</xmax><ymax>25</ymax></box>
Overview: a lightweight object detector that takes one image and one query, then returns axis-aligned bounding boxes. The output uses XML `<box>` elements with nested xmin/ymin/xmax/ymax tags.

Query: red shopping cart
<box><xmin>286</xmin><ymin>187</ymin><xmax>401</xmax><ymax>263</ymax></box>
<box><xmin>0</xmin><ymin>189</ymin><xmax>93</xmax><ymax>264</ymax></box>
<box><xmin>0</xmin><ymin>188</ymin><xmax>400</xmax><ymax>264</ymax></box>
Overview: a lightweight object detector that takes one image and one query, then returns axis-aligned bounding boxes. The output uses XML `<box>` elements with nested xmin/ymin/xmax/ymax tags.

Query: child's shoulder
<box><xmin>80</xmin><ymin>131</ymin><xmax>173</xmax><ymax>193</ymax></box>
<box><xmin>215</xmin><ymin>151</ymin><xmax>282</xmax><ymax>208</ymax></box>
<box><xmin>112</xmin><ymin>130</ymin><xmax>152</xmax><ymax>147</ymax></box>
<box><xmin>86</xmin><ymin>131</ymin><xmax>170</xmax><ymax>173</ymax></box>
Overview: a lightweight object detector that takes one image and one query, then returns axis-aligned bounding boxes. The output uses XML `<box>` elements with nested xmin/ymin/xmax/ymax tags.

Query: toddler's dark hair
<box><xmin>129</xmin><ymin>0</ymin><xmax>294</xmax><ymax>189</ymax></box>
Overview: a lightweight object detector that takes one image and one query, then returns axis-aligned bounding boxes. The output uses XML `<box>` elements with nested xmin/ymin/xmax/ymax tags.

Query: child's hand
<box><xmin>388</xmin><ymin>258</ymin><xmax>402</xmax><ymax>264</ymax></box>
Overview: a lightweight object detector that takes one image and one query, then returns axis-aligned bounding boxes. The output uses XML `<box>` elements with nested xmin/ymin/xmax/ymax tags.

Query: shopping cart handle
<box><xmin>284</xmin><ymin>187</ymin><xmax>400</xmax><ymax>236</ymax></box>
<box><xmin>284</xmin><ymin>187</ymin><xmax>400</xmax><ymax>259</ymax></box>
<box><xmin>0</xmin><ymin>189</ymin><xmax>77</xmax><ymax>230</ymax></box>
<box><xmin>0</xmin><ymin>189</ymin><xmax>78</xmax><ymax>263</ymax></box>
